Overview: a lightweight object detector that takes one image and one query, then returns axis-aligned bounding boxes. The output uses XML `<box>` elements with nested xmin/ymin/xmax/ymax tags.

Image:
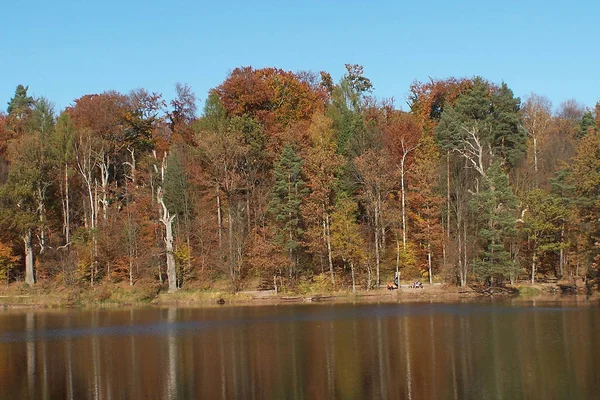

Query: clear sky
<box><xmin>2</xmin><ymin>0</ymin><xmax>598</xmax><ymax>113</ymax></box>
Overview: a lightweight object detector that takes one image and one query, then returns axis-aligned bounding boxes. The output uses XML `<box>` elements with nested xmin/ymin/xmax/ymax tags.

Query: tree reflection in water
<box><xmin>0</xmin><ymin>301</ymin><xmax>598</xmax><ymax>399</ymax></box>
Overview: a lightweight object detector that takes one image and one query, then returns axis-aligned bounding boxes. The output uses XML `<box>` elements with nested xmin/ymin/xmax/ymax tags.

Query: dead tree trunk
<box><xmin>158</xmin><ymin>187</ymin><xmax>177</xmax><ymax>293</ymax></box>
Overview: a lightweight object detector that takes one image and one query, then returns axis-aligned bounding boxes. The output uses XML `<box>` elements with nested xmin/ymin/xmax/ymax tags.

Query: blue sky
<box><xmin>2</xmin><ymin>0</ymin><xmax>598</xmax><ymax>113</ymax></box>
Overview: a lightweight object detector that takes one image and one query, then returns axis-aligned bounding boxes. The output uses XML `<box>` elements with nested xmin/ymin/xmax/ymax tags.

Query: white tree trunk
<box><xmin>531</xmin><ymin>249</ymin><xmax>537</xmax><ymax>285</ymax></box>
<box><xmin>64</xmin><ymin>165</ymin><xmax>70</xmax><ymax>246</ymax></box>
<box><xmin>36</xmin><ymin>186</ymin><xmax>48</xmax><ymax>255</ymax></box>
<box><xmin>559</xmin><ymin>224</ymin><xmax>565</xmax><ymax>278</ymax></box>
<box><xmin>401</xmin><ymin>155</ymin><xmax>407</xmax><ymax>252</ymax></box>
<box><xmin>374</xmin><ymin>197</ymin><xmax>380</xmax><ymax>288</ymax></box>
<box><xmin>427</xmin><ymin>242</ymin><xmax>433</xmax><ymax>285</ymax></box>
<box><xmin>216</xmin><ymin>185</ymin><xmax>223</xmax><ymax>252</ymax></box>
<box><xmin>395</xmin><ymin>237</ymin><xmax>400</xmax><ymax>275</ymax></box>
<box><xmin>457</xmin><ymin>213</ymin><xmax>466</xmax><ymax>287</ymax></box>
<box><xmin>23</xmin><ymin>230</ymin><xmax>35</xmax><ymax>285</ymax></box>
<box><xmin>227</xmin><ymin>202</ymin><xmax>236</xmax><ymax>290</ymax></box>
<box><xmin>350</xmin><ymin>261</ymin><xmax>356</xmax><ymax>293</ymax></box>
<box><xmin>532</xmin><ymin>136</ymin><xmax>538</xmax><ymax>187</ymax></box>
<box><xmin>463</xmin><ymin>221</ymin><xmax>468</xmax><ymax>287</ymax></box>
<box><xmin>98</xmin><ymin>155</ymin><xmax>110</xmax><ymax>221</ymax></box>
<box><xmin>324</xmin><ymin>212</ymin><xmax>335</xmax><ymax>287</ymax></box>
<box><xmin>158</xmin><ymin>187</ymin><xmax>177</xmax><ymax>293</ymax></box>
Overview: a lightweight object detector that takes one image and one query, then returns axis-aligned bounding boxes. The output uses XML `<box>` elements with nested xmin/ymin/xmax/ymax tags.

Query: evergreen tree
<box><xmin>436</xmin><ymin>77</ymin><xmax>525</xmax><ymax>174</ymax></box>
<box><xmin>163</xmin><ymin>147</ymin><xmax>190</xmax><ymax>218</ymax></box>
<box><xmin>7</xmin><ymin>85</ymin><xmax>35</xmax><ymax>118</ymax></box>
<box><xmin>163</xmin><ymin>145</ymin><xmax>196</xmax><ymax>287</ymax></box>
<box><xmin>579</xmin><ymin>111</ymin><xmax>597</xmax><ymax>138</ymax></box>
<box><xmin>471</xmin><ymin>162</ymin><xmax>519</xmax><ymax>284</ymax></box>
<box><xmin>328</xmin><ymin>64</ymin><xmax>373</xmax><ymax>158</ymax></box>
<box><xmin>6</xmin><ymin>85</ymin><xmax>36</xmax><ymax>136</ymax></box>
<box><xmin>269</xmin><ymin>145</ymin><xmax>307</xmax><ymax>277</ymax></box>
<box><xmin>493</xmin><ymin>83</ymin><xmax>526</xmax><ymax>167</ymax></box>
<box><xmin>0</xmin><ymin>96</ymin><xmax>56</xmax><ymax>284</ymax></box>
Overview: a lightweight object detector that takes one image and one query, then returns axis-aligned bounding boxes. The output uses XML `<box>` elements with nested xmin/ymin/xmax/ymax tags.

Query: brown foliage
<box><xmin>383</xmin><ymin>111</ymin><xmax>421</xmax><ymax>164</ymax></box>
<box><xmin>244</xmin><ymin>227</ymin><xmax>289</xmax><ymax>280</ymax></box>
<box><xmin>215</xmin><ymin>67</ymin><xmax>327</xmax><ymax>134</ymax></box>
<box><xmin>67</xmin><ymin>91</ymin><xmax>129</xmax><ymax>147</ymax></box>
<box><xmin>408</xmin><ymin>77</ymin><xmax>473</xmax><ymax>131</ymax></box>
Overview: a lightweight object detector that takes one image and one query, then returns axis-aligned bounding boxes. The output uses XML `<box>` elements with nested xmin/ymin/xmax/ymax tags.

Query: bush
<box><xmin>296</xmin><ymin>273</ymin><xmax>334</xmax><ymax>294</ymax></box>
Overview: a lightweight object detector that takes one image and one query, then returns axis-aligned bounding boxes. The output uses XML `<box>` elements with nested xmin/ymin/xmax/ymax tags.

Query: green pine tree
<box><xmin>471</xmin><ymin>162</ymin><xmax>520</xmax><ymax>284</ymax></box>
<box><xmin>579</xmin><ymin>111</ymin><xmax>597</xmax><ymax>138</ymax></box>
<box><xmin>7</xmin><ymin>85</ymin><xmax>35</xmax><ymax>117</ymax></box>
<box><xmin>436</xmin><ymin>77</ymin><xmax>525</xmax><ymax>170</ymax></box>
<box><xmin>269</xmin><ymin>145</ymin><xmax>307</xmax><ymax>277</ymax></box>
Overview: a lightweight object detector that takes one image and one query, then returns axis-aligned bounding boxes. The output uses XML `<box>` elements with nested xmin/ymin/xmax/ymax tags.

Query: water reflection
<box><xmin>0</xmin><ymin>301</ymin><xmax>598</xmax><ymax>399</ymax></box>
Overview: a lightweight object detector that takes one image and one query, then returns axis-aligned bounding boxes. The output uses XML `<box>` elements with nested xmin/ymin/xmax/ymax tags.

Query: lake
<box><xmin>0</xmin><ymin>300</ymin><xmax>598</xmax><ymax>399</ymax></box>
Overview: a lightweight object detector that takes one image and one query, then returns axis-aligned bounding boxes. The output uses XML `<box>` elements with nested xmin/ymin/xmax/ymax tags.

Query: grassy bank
<box><xmin>0</xmin><ymin>279</ymin><xmax>595</xmax><ymax>309</ymax></box>
<box><xmin>0</xmin><ymin>281</ymin><xmax>159</xmax><ymax>308</ymax></box>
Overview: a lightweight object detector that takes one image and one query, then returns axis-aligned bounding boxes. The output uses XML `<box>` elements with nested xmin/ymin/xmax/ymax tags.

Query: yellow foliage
<box><xmin>174</xmin><ymin>244</ymin><xmax>192</xmax><ymax>267</ymax></box>
<box><xmin>297</xmin><ymin>273</ymin><xmax>334</xmax><ymax>294</ymax></box>
<box><xmin>398</xmin><ymin>242</ymin><xmax>421</xmax><ymax>278</ymax></box>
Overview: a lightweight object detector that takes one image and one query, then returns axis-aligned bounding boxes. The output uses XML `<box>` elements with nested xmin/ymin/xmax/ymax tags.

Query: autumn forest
<box><xmin>1</xmin><ymin>65</ymin><xmax>599</xmax><ymax>294</ymax></box>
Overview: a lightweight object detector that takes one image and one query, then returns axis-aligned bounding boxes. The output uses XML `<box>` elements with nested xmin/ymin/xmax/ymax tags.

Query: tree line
<box><xmin>1</xmin><ymin>65</ymin><xmax>599</xmax><ymax>292</ymax></box>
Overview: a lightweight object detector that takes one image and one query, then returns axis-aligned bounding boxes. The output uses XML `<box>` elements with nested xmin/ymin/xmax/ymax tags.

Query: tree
<box><xmin>470</xmin><ymin>162</ymin><xmax>519</xmax><ymax>284</ymax></box>
<box><xmin>163</xmin><ymin>145</ymin><xmax>194</xmax><ymax>287</ymax></box>
<box><xmin>169</xmin><ymin>83</ymin><xmax>197</xmax><ymax>144</ymax></box>
<box><xmin>571</xmin><ymin>129</ymin><xmax>600</xmax><ymax>276</ymax></box>
<box><xmin>409</xmin><ymin>77</ymin><xmax>473</xmax><ymax>276</ymax></box>
<box><xmin>328</xmin><ymin>64</ymin><xmax>373</xmax><ymax>158</ymax></box>
<box><xmin>68</xmin><ymin>91</ymin><xmax>129</xmax><ymax>222</ymax></box>
<box><xmin>579</xmin><ymin>111</ymin><xmax>597</xmax><ymax>138</ymax></box>
<box><xmin>0</xmin><ymin>161</ymin><xmax>39</xmax><ymax>285</ymax></box>
<box><xmin>0</xmin><ymin>113</ymin><xmax>9</xmax><ymax>184</ymax></box>
<box><xmin>436</xmin><ymin>78</ymin><xmax>525</xmax><ymax>176</ymax></box>
<box><xmin>410</xmin><ymin>133</ymin><xmax>444</xmax><ymax>284</ymax></box>
<box><xmin>28</xmin><ymin>98</ymin><xmax>57</xmax><ymax>256</ymax></box>
<box><xmin>196</xmin><ymin>111</ymin><xmax>251</xmax><ymax>289</ymax></box>
<box><xmin>156</xmin><ymin>153</ymin><xmax>178</xmax><ymax>293</ymax></box>
<box><xmin>0</xmin><ymin>241</ymin><xmax>18</xmax><ymax>283</ymax></box>
<box><xmin>301</xmin><ymin>113</ymin><xmax>343</xmax><ymax>286</ymax></box>
<box><xmin>125</xmin><ymin>88</ymin><xmax>165</xmax><ymax>154</ymax></box>
<box><xmin>383</xmin><ymin>111</ymin><xmax>421</xmax><ymax>255</ymax></box>
<box><xmin>269</xmin><ymin>145</ymin><xmax>307</xmax><ymax>278</ymax></box>
<box><xmin>436</xmin><ymin>78</ymin><xmax>524</xmax><ymax>287</ymax></box>
<box><xmin>244</xmin><ymin>226</ymin><xmax>289</xmax><ymax>293</ymax></box>
<box><xmin>330</xmin><ymin>194</ymin><xmax>364</xmax><ymax>292</ymax></box>
<box><xmin>354</xmin><ymin>148</ymin><xmax>395</xmax><ymax>288</ymax></box>
<box><xmin>6</xmin><ymin>85</ymin><xmax>35</xmax><ymax>135</ymax></box>
<box><xmin>52</xmin><ymin>113</ymin><xmax>75</xmax><ymax>247</ymax></box>
<box><xmin>409</xmin><ymin>78</ymin><xmax>473</xmax><ymax>130</ymax></box>
<box><xmin>215</xmin><ymin>67</ymin><xmax>325</xmax><ymax>136</ymax></box>
<box><xmin>549</xmin><ymin>167</ymin><xmax>577</xmax><ymax>277</ymax></box>
<box><xmin>522</xmin><ymin>94</ymin><xmax>552</xmax><ymax>188</ymax></box>
<box><xmin>0</xmin><ymin>94</ymin><xmax>56</xmax><ymax>285</ymax></box>
<box><xmin>520</xmin><ymin>189</ymin><xmax>570</xmax><ymax>282</ymax></box>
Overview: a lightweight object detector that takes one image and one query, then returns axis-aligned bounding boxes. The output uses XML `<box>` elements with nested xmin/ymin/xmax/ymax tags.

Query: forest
<box><xmin>0</xmin><ymin>65</ymin><xmax>599</xmax><ymax>294</ymax></box>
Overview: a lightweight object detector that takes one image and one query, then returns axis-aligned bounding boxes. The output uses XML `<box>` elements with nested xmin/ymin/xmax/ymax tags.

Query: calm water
<box><xmin>0</xmin><ymin>300</ymin><xmax>598</xmax><ymax>400</ymax></box>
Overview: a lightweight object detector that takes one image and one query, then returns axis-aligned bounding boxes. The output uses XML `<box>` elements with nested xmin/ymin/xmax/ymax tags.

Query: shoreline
<box><xmin>0</xmin><ymin>281</ymin><xmax>597</xmax><ymax>310</ymax></box>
